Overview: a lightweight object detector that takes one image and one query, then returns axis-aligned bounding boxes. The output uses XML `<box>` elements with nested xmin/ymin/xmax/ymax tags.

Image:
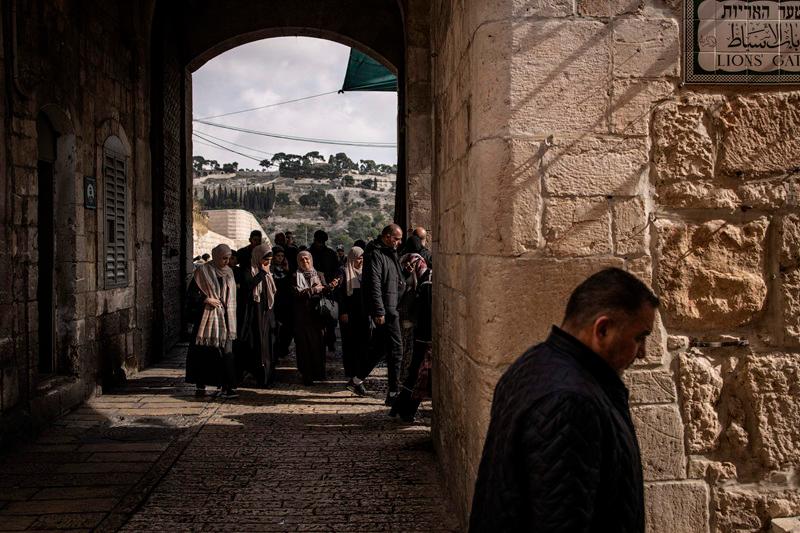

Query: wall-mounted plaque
<box><xmin>684</xmin><ymin>0</ymin><xmax>800</xmax><ymax>84</ymax></box>
<box><xmin>84</xmin><ymin>176</ymin><xmax>97</xmax><ymax>209</ymax></box>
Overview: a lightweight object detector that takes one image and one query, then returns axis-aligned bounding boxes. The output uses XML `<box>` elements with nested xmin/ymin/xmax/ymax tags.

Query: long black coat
<box><xmin>362</xmin><ymin>238</ymin><xmax>405</xmax><ymax>319</ymax></box>
<box><xmin>469</xmin><ymin>326</ymin><xmax>645</xmax><ymax>533</ymax></box>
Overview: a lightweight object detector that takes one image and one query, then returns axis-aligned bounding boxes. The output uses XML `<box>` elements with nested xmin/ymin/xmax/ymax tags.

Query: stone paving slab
<box><xmin>0</xmin><ymin>345</ymin><xmax>460</xmax><ymax>532</ymax></box>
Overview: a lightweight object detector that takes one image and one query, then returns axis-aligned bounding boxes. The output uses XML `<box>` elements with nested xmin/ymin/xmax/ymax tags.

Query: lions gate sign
<box><xmin>684</xmin><ymin>0</ymin><xmax>800</xmax><ymax>83</ymax></box>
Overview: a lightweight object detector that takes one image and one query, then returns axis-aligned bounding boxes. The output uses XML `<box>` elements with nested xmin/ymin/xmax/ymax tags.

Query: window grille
<box><xmin>104</xmin><ymin>150</ymin><xmax>128</xmax><ymax>288</ymax></box>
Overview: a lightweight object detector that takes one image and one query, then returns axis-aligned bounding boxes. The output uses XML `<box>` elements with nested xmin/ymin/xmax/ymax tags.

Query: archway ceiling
<box><xmin>180</xmin><ymin>0</ymin><xmax>405</xmax><ymax>72</ymax></box>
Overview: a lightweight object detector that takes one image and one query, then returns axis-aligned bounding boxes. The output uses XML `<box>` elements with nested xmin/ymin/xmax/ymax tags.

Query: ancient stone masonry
<box><xmin>0</xmin><ymin>1</ymin><xmax>157</xmax><ymax>444</ymax></box>
<box><xmin>430</xmin><ymin>1</ymin><xmax>800</xmax><ymax>531</ymax></box>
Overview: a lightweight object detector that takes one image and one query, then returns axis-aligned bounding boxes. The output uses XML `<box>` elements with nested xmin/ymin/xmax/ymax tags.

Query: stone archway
<box><xmin>150</xmin><ymin>0</ymin><xmax>432</xmax><ymax>354</ymax></box>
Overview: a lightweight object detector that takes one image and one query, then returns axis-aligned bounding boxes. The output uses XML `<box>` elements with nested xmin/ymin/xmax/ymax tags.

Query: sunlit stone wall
<box><xmin>429</xmin><ymin>1</ymin><xmax>800</xmax><ymax>531</ymax></box>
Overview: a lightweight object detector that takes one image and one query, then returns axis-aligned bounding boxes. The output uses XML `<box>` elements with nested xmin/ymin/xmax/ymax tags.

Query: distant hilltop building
<box><xmin>196</xmin><ymin>209</ymin><xmax>269</xmax><ymax>255</ymax></box>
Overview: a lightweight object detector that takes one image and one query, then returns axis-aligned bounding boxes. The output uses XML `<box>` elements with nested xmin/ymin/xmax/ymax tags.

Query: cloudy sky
<box><xmin>192</xmin><ymin>37</ymin><xmax>398</xmax><ymax>169</ymax></box>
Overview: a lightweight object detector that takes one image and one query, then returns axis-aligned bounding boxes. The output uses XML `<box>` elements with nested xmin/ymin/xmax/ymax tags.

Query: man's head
<box><xmin>274</xmin><ymin>232</ymin><xmax>286</xmax><ymax>246</ymax></box>
<box><xmin>286</xmin><ymin>232</ymin><xmax>295</xmax><ymax>245</ymax></box>
<box><xmin>313</xmin><ymin>230</ymin><xmax>328</xmax><ymax>245</ymax></box>
<box><xmin>201</xmin><ymin>253</ymin><xmax>210</xmax><ymax>262</ymax></box>
<box><xmin>337</xmin><ymin>245</ymin><xmax>345</xmax><ymax>257</ymax></box>
<box><xmin>249</xmin><ymin>230</ymin><xmax>263</xmax><ymax>247</ymax></box>
<box><xmin>380</xmin><ymin>224</ymin><xmax>403</xmax><ymax>250</ymax></box>
<box><xmin>561</xmin><ymin>268</ymin><xmax>659</xmax><ymax>373</ymax></box>
<box><xmin>413</xmin><ymin>226</ymin><xmax>428</xmax><ymax>246</ymax></box>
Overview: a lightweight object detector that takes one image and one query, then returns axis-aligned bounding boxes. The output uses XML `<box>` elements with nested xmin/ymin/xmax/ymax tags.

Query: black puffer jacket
<box><xmin>362</xmin><ymin>238</ymin><xmax>405</xmax><ymax>318</ymax></box>
<box><xmin>469</xmin><ymin>326</ymin><xmax>644</xmax><ymax>533</ymax></box>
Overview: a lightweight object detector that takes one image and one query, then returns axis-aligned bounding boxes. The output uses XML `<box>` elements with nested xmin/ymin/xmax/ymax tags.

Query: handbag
<box><xmin>315</xmin><ymin>295</ymin><xmax>339</xmax><ymax>321</ymax></box>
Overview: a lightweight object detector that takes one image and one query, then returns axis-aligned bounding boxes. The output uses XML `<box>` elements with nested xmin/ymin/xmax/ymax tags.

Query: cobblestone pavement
<box><xmin>0</xmin><ymin>346</ymin><xmax>460</xmax><ymax>532</ymax></box>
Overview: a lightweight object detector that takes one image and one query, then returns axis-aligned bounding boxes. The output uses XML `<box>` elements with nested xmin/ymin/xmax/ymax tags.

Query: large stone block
<box><xmin>645</xmin><ymin>481</ymin><xmax>709</xmax><ymax>533</ymax></box>
<box><xmin>542</xmin><ymin>136</ymin><xmax>647</xmax><ymax>197</ymax></box>
<box><xmin>468</xmin><ymin>0</ymin><xmax>574</xmax><ymax>33</ymax></box>
<box><xmin>652</xmin><ymin>101</ymin><xmax>716</xmax><ymax>185</ymax></box>
<box><xmin>543</xmin><ymin>197</ymin><xmax>612</xmax><ymax>257</ymax></box>
<box><xmin>509</xmin><ymin>19</ymin><xmax>611</xmax><ymax>136</ymax></box>
<box><xmin>783</xmin><ymin>269</ymin><xmax>800</xmax><ymax>345</ymax></box>
<box><xmin>740</xmin><ymin>354</ymin><xmax>800</xmax><ymax>470</ymax></box>
<box><xmin>635</xmin><ymin>308</ymin><xmax>667</xmax><ymax>367</ymax></box>
<box><xmin>655</xmin><ymin>218</ymin><xmax>768</xmax><ymax>331</ymax></box>
<box><xmin>470</xmin><ymin>22</ymin><xmax>512</xmax><ymax>141</ymax></box>
<box><xmin>579</xmin><ymin>0</ymin><xmax>643</xmax><ymax>16</ymax></box>
<box><xmin>613</xmin><ymin>196</ymin><xmax>648</xmax><ymax>257</ymax></box>
<box><xmin>624</xmin><ymin>369</ymin><xmax>677</xmax><ymax>404</ymax></box>
<box><xmin>611</xmin><ymin>78</ymin><xmax>675</xmax><ymax>135</ymax></box>
<box><xmin>718</xmin><ymin>94</ymin><xmax>800</xmax><ymax>179</ymax></box>
<box><xmin>612</xmin><ymin>18</ymin><xmax>679</xmax><ymax>78</ymax></box>
<box><xmin>678</xmin><ymin>352</ymin><xmax>723</xmax><ymax>454</ymax></box>
<box><xmin>738</xmin><ymin>177</ymin><xmax>800</xmax><ymax>210</ymax></box>
<box><xmin>467</xmin><ymin>256</ymin><xmax>623</xmax><ymax>368</ymax></box>
<box><xmin>780</xmin><ymin>215</ymin><xmax>800</xmax><ymax>270</ymax></box>
<box><xmin>657</xmin><ymin>180</ymin><xmax>740</xmax><ymax>210</ymax></box>
<box><xmin>713</xmin><ymin>485</ymin><xmax>800</xmax><ymax>533</ymax></box>
<box><xmin>465</xmin><ymin>137</ymin><xmax>542</xmax><ymax>255</ymax></box>
<box><xmin>632</xmin><ymin>405</ymin><xmax>686</xmax><ymax>480</ymax></box>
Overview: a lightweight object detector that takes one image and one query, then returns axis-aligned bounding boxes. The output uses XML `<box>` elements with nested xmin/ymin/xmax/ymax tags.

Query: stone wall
<box><xmin>431</xmin><ymin>1</ymin><xmax>800</xmax><ymax>531</ymax></box>
<box><xmin>404</xmin><ymin>0</ymin><xmax>433</xmax><ymax>230</ymax></box>
<box><xmin>0</xmin><ymin>1</ymin><xmax>156</xmax><ymax>443</ymax></box>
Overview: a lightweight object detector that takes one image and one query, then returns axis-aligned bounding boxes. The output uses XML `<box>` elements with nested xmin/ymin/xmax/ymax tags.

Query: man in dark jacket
<box><xmin>236</xmin><ymin>230</ymin><xmax>263</xmax><ymax>271</ymax></box>
<box><xmin>309</xmin><ymin>229</ymin><xmax>340</xmax><ymax>352</ymax></box>
<box><xmin>469</xmin><ymin>267</ymin><xmax>658</xmax><ymax>533</ymax></box>
<box><xmin>356</xmin><ymin>223</ymin><xmax>405</xmax><ymax>403</ymax></box>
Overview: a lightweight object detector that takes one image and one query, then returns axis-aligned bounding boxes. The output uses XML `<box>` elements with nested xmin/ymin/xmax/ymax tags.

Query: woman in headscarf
<box><xmin>185</xmin><ymin>244</ymin><xmax>238</xmax><ymax>399</ymax></box>
<box><xmin>292</xmin><ymin>250</ymin><xmax>339</xmax><ymax>385</ymax></box>
<box><xmin>236</xmin><ymin>243</ymin><xmax>277</xmax><ymax>387</ymax></box>
<box><xmin>335</xmin><ymin>246</ymin><xmax>371</xmax><ymax>395</ymax></box>
<box><xmin>271</xmin><ymin>245</ymin><xmax>293</xmax><ymax>362</ymax></box>
<box><xmin>390</xmin><ymin>253</ymin><xmax>432</xmax><ymax>421</ymax></box>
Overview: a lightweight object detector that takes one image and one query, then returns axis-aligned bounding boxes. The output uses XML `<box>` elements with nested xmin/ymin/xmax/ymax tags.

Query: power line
<box><xmin>193</xmin><ymin>129</ymin><xmax>275</xmax><ymax>156</ymax></box>
<box><xmin>194</xmin><ymin>90</ymin><xmax>341</xmax><ymax>120</ymax></box>
<box><xmin>193</xmin><ymin>118</ymin><xmax>397</xmax><ymax>148</ymax></box>
<box><xmin>192</xmin><ymin>132</ymin><xmax>265</xmax><ymax>163</ymax></box>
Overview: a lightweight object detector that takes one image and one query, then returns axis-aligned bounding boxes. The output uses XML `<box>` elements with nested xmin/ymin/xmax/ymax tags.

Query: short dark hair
<box><xmin>381</xmin><ymin>224</ymin><xmax>402</xmax><ymax>237</ymax></box>
<box><xmin>250</xmin><ymin>230</ymin><xmax>262</xmax><ymax>238</ymax></box>
<box><xmin>201</xmin><ymin>253</ymin><xmax>210</xmax><ymax>260</ymax></box>
<box><xmin>314</xmin><ymin>230</ymin><xmax>328</xmax><ymax>242</ymax></box>
<box><xmin>563</xmin><ymin>268</ymin><xmax>659</xmax><ymax>328</ymax></box>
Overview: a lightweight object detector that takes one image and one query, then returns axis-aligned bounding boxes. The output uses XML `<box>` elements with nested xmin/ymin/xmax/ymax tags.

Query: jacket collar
<box><xmin>545</xmin><ymin>326</ymin><xmax>630</xmax><ymax>407</ymax></box>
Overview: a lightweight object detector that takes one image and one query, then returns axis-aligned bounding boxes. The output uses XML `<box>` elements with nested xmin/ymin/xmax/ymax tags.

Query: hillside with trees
<box><xmin>193</xmin><ymin>150</ymin><xmax>396</xmax><ymax>248</ymax></box>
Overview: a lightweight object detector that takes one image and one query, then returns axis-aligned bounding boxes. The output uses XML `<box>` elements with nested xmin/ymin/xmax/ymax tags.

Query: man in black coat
<box><xmin>236</xmin><ymin>230</ymin><xmax>263</xmax><ymax>271</ymax></box>
<box><xmin>469</xmin><ymin>267</ymin><xmax>658</xmax><ymax>533</ymax></box>
<box><xmin>356</xmin><ymin>223</ymin><xmax>405</xmax><ymax>403</ymax></box>
<box><xmin>310</xmin><ymin>229</ymin><xmax>341</xmax><ymax>352</ymax></box>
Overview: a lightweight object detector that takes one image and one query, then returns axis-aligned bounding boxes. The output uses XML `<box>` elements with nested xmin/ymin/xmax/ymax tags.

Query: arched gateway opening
<box><xmin>149</xmin><ymin>0</ymin><xmax>432</xmax><ymax>355</ymax></box>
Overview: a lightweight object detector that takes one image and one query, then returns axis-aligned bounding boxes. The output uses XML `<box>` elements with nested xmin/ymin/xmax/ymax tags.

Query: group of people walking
<box><xmin>185</xmin><ymin>224</ymin><xmax>434</xmax><ymax>422</ymax></box>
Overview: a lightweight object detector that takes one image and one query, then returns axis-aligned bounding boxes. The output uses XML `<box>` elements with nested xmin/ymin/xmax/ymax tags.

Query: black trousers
<box><xmin>392</xmin><ymin>340</ymin><xmax>428</xmax><ymax>418</ymax></box>
<box><xmin>275</xmin><ymin>318</ymin><xmax>293</xmax><ymax>360</ymax></box>
<box><xmin>360</xmin><ymin>314</ymin><xmax>402</xmax><ymax>393</ymax></box>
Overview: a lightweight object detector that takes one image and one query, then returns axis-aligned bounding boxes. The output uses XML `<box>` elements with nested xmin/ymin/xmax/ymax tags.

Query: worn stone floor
<box><xmin>0</xmin><ymin>346</ymin><xmax>460</xmax><ymax>532</ymax></box>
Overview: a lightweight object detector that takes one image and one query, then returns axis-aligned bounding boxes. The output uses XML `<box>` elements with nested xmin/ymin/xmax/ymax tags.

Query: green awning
<box><xmin>340</xmin><ymin>48</ymin><xmax>397</xmax><ymax>92</ymax></box>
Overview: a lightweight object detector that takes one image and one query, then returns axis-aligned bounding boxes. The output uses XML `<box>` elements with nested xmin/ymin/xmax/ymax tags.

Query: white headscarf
<box><xmin>344</xmin><ymin>246</ymin><xmax>364</xmax><ymax>297</ymax></box>
<box><xmin>295</xmin><ymin>250</ymin><xmax>323</xmax><ymax>290</ymax></box>
<box><xmin>193</xmin><ymin>244</ymin><xmax>237</xmax><ymax>347</ymax></box>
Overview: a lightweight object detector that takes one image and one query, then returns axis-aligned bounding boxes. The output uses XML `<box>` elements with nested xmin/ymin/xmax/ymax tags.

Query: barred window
<box><xmin>104</xmin><ymin>142</ymin><xmax>128</xmax><ymax>288</ymax></box>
